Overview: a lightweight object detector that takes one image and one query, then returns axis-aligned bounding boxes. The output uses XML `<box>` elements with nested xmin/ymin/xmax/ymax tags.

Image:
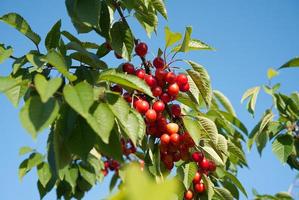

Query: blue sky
<box><xmin>0</xmin><ymin>0</ymin><xmax>299</xmax><ymax>199</ymax></box>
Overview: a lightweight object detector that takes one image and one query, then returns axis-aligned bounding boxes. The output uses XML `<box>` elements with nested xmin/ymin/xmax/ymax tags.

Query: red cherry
<box><xmin>171</xmin><ymin>104</ymin><xmax>181</xmax><ymax>117</ymax></box>
<box><xmin>179</xmin><ymin>83</ymin><xmax>190</xmax><ymax>92</ymax></box>
<box><xmin>165</xmin><ymin>72</ymin><xmax>177</xmax><ymax>84</ymax></box>
<box><xmin>155</xmin><ymin>69</ymin><xmax>167</xmax><ymax>80</ymax></box>
<box><xmin>114</xmin><ymin>52</ymin><xmax>122</xmax><ymax>59</ymax></box>
<box><xmin>166</xmin><ymin>123</ymin><xmax>179</xmax><ymax>135</ymax></box>
<box><xmin>123</xmin><ymin>92</ymin><xmax>132</xmax><ymax>103</ymax></box>
<box><xmin>208</xmin><ymin>160</ymin><xmax>216</xmax><ymax>172</ymax></box>
<box><xmin>170</xmin><ymin>133</ymin><xmax>180</xmax><ymax>145</ymax></box>
<box><xmin>176</xmin><ymin>74</ymin><xmax>188</xmax><ymax>85</ymax></box>
<box><xmin>123</xmin><ymin>63</ymin><xmax>135</xmax><ymax>74</ymax></box>
<box><xmin>167</xmin><ymin>83</ymin><xmax>179</xmax><ymax>96</ymax></box>
<box><xmin>145</xmin><ymin>109</ymin><xmax>157</xmax><ymax>122</ymax></box>
<box><xmin>153</xmin><ymin>57</ymin><xmax>165</xmax><ymax>69</ymax></box>
<box><xmin>147</xmin><ymin>125</ymin><xmax>158</xmax><ymax>136</ymax></box>
<box><xmin>160</xmin><ymin>134</ymin><xmax>170</xmax><ymax>145</ymax></box>
<box><xmin>135</xmin><ymin>100</ymin><xmax>149</xmax><ymax>114</ymax></box>
<box><xmin>101</xmin><ymin>169</ymin><xmax>108</xmax><ymax>176</ymax></box>
<box><xmin>111</xmin><ymin>85</ymin><xmax>123</xmax><ymax>94</ymax></box>
<box><xmin>199</xmin><ymin>158</ymin><xmax>210</xmax><ymax>171</ymax></box>
<box><xmin>164</xmin><ymin>161</ymin><xmax>174</xmax><ymax>170</ymax></box>
<box><xmin>192</xmin><ymin>152</ymin><xmax>204</xmax><ymax>163</ymax></box>
<box><xmin>173</xmin><ymin>151</ymin><xmax>181</xmax><ymax>162</ymax></box>
<box><xmin>152</xmin><ymin>86</ymin><xmax>162</xmax><ymax>97</ymax></box>
<box><xmin>160</xmin><ymin>93</ymin><xmax>171</xmax><ymax>103</ymax></box>
<box><xmin>144</xmin><ymin>75</ymin><xmax>157</xmax><ymax>88</ymax></box>
<box><xmin>193</xmin><ymin>172</ymin><xmax>202</xmax><ymax>184</ymax></box>
<box><xmin>153</xmin><ymin>101</ymin><xmax>165</xmax><ymax>112</ymax></box>
<box><xmin>135</xmin><ymin>42</ymin><xmax>148</xmax><ymax>57</ymax></box>
<box><xmin>184</xmin><ymin>190</ymin><xmax>193</xmax><ymax>200</ymax></box>
<box><xmin>104</xmin><ymin>161</ymin><xmax>109</xmax><ymax>169</ymax></box>
<box><xmin>160</xmin><ymin>143</ymin><xmax>168</xmax><ymax>154</ymax></box>
<box><xmin>163</xmin><ymin>154</ymin><xmax>173</xmax><ymax>164</ymax></box>
<box><xmin>194</xmin><ymin>183</ymin><xmax>205</xmax><ymax>193</ymax></box>
<box><xmin>135</xmin><ymin>69</ymin><xmax>146</xmax><ymax>79</ymax></box>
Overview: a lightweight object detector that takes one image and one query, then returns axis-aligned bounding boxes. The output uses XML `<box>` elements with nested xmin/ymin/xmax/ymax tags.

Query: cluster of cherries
<box><xmin>101</xmin><ymin>158</ymin><xmax>120</xmax><ymax>177</ymax></box>
<box><xmin>121</xmin><ymin>138</ymin><xmax>136</xmax><ymax>156</ymax></box>
<box><xmin>184</xmin><ymin>152</ymin><xmax>216</xmax><ymax>200</ymax></box>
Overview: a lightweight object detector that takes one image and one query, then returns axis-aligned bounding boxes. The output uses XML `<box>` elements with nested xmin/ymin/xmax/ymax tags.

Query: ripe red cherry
<box><xmin>145</xmin><ymin>109</ymin><xmax>157</xmax><ymax>122</ymax></box>
<box><xmin>193</xmin><ymin>172</ymin><xmax>202</xmax><ymax>184</ymax></box>
<box><xmin>135</xmin><ymin>42</ymin><xmax>148</xmax><ymax>57</ymax></box>
<box><xmin>111</xmin><ymin>85</ymin><xmax>123</xmax><ymax>94</ymax></box>
<box><xmin>173</xmin><ymin>151</ymin><xmax>181</xmax><ymax>162</ymax></box>
<box><xmin>135</xmin><ymin>69</ymin><xmax>146</xmax><ymax>79</ymax></box>
<box><xmin>199</xmin><ymin>158</ymin><xmax>210</xmax><ymax>171</ymax></box>
<box><xmin>123</xmin><ymin>63</ymin><xmax>135</xmax><ymax>74</ymax></box>
<box><xmin>176</xmin><ymin>74</ymin><xmax>188</xmax><ymax>85</ymax></box>
<box><xmin>165</xmin><ymin>72</ymin><xmax>177</xmax><ymax>84</ymax></box>
<box><xmin>153</xmin><ymin>101</ymin><xmax>165</xmax><ymax>112</ymax></box>
<box><xmin>123</xmin><ymin>92</ymin><xmax>132</xmax><ymax>103</ymax></box>
<box><xmin>153</xmin><ymin>57</ymin><xmax>165</xmax><ymax>69</ymax></box>
<box><xmin>179</xmin><ymin>83</ymin><xmax>190</xmax><ymax>92</ymax></box>
<box><xmin>144</xmin><ymin>75</ymin><xmax>157</xmax><ymax>88</ymax></box>
<box><xmin>166</xmin><ymin>123</ymin><xmax>179</xmax><ymax>135</ymax></box>
<box><xmin>194</xmin><ymin>183</ymin><xmax>205</xmax><ymax>193</ymax></box>
<box><xmin>160</xmin><ymin>93</ymin><xmax>171</xmax><ymax>103</ymax></box>
<box><xmin>170</xmin><ymin>133</ymin><xmax>180</xmax><ymax>145</ymax></box>
<box><xmin>155</xmin><ymin>69</ymin><xmax>167</xmax><ymax>80</ymax></box>
<box><xmin>101</xmin><ymin>169</ymin><xmax>108</xmax><ymax>176</ymax></box>
<box><xmin>208</xmin><ymin>160</ymin><xmax>216</xmax><ymax>172</ymax></box>
<box><xmin>135</xmin><ymin>100</ymin><xmax>149</xmax><ymax>114</ymax></box>
<box><xmin>192</xmin><ymin>152</ymin><xmax>204</xmax><ymax>163</ymax></box>
<box><xmin>152</xmin><ymin>86</ymin><xmax>162</xmax><ymax>97</ymax></box>
<box><xmin>171</xmin><ymin>104</ymin><xmax>181</xmax><ymax>117</ymax></box>
<box><xmin>184</xmin><ymin>190</ymin><xmax>193</xmax><ymax>200</ymax></box>
<box><xmin>114</xmin><ymin>52</ymin><xmax>122</xmax><ymax>59</ymax></box>
<box><xmin>167</xmin><ymin>83</ymin><xmax>180</xmax><ymax>96</ymax></box>
<box><xmin>160</xmin><ymin>134</ymin><xmax>170</xmax><ymax>145</ymax></box>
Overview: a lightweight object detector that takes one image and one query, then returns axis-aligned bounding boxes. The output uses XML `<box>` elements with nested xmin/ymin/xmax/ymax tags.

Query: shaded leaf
<box><xmin>272</xmin><ymin>134</ymin><xmax>294</xmax><ymax>163</ymax></box>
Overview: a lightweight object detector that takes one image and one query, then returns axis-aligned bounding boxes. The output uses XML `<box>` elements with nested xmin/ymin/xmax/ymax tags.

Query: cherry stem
<box><xmin>114</xmin><ymin>1</ymin><xmax>151</xmax><ymax>74</ymax></box>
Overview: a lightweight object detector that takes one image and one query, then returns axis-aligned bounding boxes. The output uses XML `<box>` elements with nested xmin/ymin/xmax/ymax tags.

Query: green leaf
<box><xmin>4</xmin><ymin>77</ymin><xmax>29</xmax><ymax>107</ymax></box>
<box><xmin>91</xmin><ymin>103</ymin><xmax>115</xmax><ymax>143</ymax></box>
<box><xmin>164</xmin><ymin>26</ymin><xmax>182</xmax><ymax>48</ymax></box>
<box><xmin>182</xmin><ymin>116</ymin><xmax>203</xmax><ymax>145</ymax></box>
<box><xmin>182</xmin><ymin>162</ymin><xmax>197</xmax><ymax>189</ymax></box>
<box><xmin>178</xmin><ymin>26</ymin><xmax>192</xmax><ymax>52</ymax></box>
<box><xmin>267</xmin><ymin>68</ymin><xmax>279</xmax><ymax>79</ymax></box>
<box><xmin>18</xmin><ymin>159</ymin><xmax>29</xmax><ymax>181</ymax></box>
<box><xmin>19</xmin><ymin>96</ymin><xmax>60</xmax><ymax>138</ymax></box>
<box><xmin>272</xmin><ymin>134</ymin><xmax>294</xmax><ymax>163</ymax></box>
<box><xmin>228</xmin><ymin>140</ymin><xmax>247</xmax><ymax>165</ymax></box>
<box><xmin>45</xmin><ymin>20</ymin><xmax>61</xmax><ymax>50</ymax></box>
<box><xmin>42</xmin><ymin>49</ymin><xmax>77</xmax><ymax>82</ymax></box>
<box><xmin>0</xmin><ymin>44</ymin><xmax>13</xmax><ymax>63</ymax></box>
<box><xmin>214</xmin><ymin>187</ymin><xmax>234</xmax><ymax>200</ymax></box>
<box><xmin>99</xmin><ymin>69</ymin><xmax>153</xmax><ymax>97</ymax></box>
<box><xmin>0</xmin><ymin>13</ymin><xmax>41</xmax><ymax>45</ymax></box>
<box><xmin>124</xmin><ymin>110</ymin><xmax>146</xmax><ymax>145</ymax></box>
<box><xmin>65</xmin><ymin>166</ymin><xmax>79</xmax><ymax>192</ymax></box>
<box><xmin>110</xmin><ymin>21</ymin><xmax>134</xmax><ymax>60</ymax></box>
<box><xmin>27</xmin><ymin>153</ymin><xmax>44</xmax><ymax>169</ymax></box>
<box><xmin>197</xmin><ymin>116</ymin><xmax>219</xmax><ymax>146</ymax></box>
<box><xmin>65</xmin><ymin>0</ymin><xmax>101</xmax><ymax>33</ymax></box>
<box><xmin>225</xmin><ymin>171</ymin><xmax>248</xmax><ymax>197</ymax></box>
<box><xmin>108</xmin><ymin>164</ymin><xmax>179</xmax><ymax>200</ymax></box>
<box><xmin>0</xmin><ymin>76</ymin><xmax>23</xmax><ymax>93</ymax></box>
<box><xmin>187</xmin><ymin>39</ymin><xmax>214</xmax><ymax>51</ymax></box>
<box><xmin>34</xmin><ymin>74</ymin><xmax>62</xmax><ymax>103</ymax></box>
<box><xmin>217</xmin><ymin>134</ymin><xmax>228</xmax><ymax>156</ymax></box>
<box><xmin>187</xmin><ymin>61</ymin><xmax>212</xmax><ymax>107</ymax></box>
<box><xmin>63</xmin><ymin>82</ymin><xmax>94</xmax><ymax>118</ymax></box>
<box><xmin>202</xmin><ymin>174</ymin><xmax>214</xmax><ymax>200</ymax></box>
<box><xmin>19</xmin><ymin>146</ymin><xmax>33</xmax><ymax>155</ymax></box>
<box><xmin>241</xmin><ymin>86</ymin><xmax>260</xmax><ymax>116</ymax></box>
<box><xmin>279</xmin><ymin>57</ymin><xmax>299</xmax><ymax>69</ymax></box>
<box><xmin>78</xmin><ymin>164</ymin><xmax>96</xmax><ymax>186</ymax></box>
<box><xmin>12</xmin><ymin>56</ymin><xmax>28</xmax><ymax>74</ymax></box>
<box><xmin>202</xmin><ymin>146</ymin><xmax>224</xmax><ymax>166</ymax></box>
<box><xmin>37</xmin><ymin>162</ymin><xmax>52</xmax><ymax>188</ymax></box>
<box><xmin>220</xmin><ymin>111</ymin><xmax>248</xmax><ymax>135</ymax></box>
<box><xmin>99</xmin><ymin>1</ymin><xmax>111</xmax><ymax>39</ymax></box>
<box><xmin>152</xmin><ymin>0</ymin><xmax>167</xmax><ymax>19</ymax></box>
<box><xmin>61</xmin><ymin>31</ymin><xmax>82</xmax><ymax>44</ymax></box>
<box><xmin>26</xmin><ymin>51</ymin><xmax>45</xmax><ymax>69</ymax></box>
<box><xmin>213</xmin><ymin>90</ymin><xmax>236</xmax><ymax>116</ymax></box>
